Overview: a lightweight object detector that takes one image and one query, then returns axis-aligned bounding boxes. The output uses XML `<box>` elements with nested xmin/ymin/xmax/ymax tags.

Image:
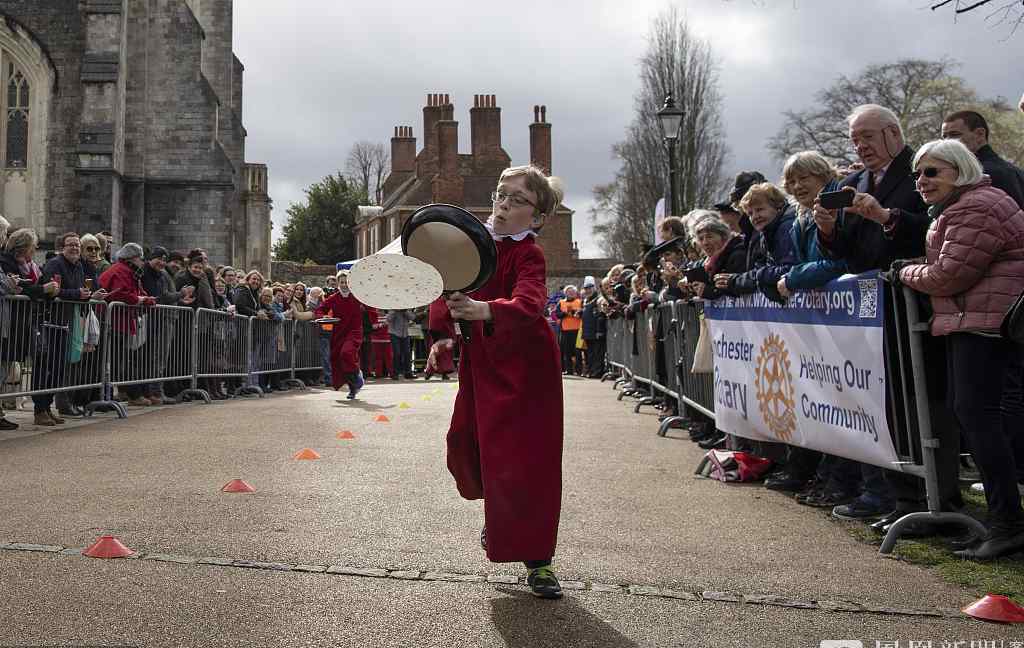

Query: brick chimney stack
<box><xmin>470</xmin><ymin>93</ymin><xmax>502</xmax><ymax>157</ymax></box>
<box><xmin>437</xmin><ymin>120</ymin><xmax>458</xmax><ymax>177</ymax></box>
<box><xmin>432</xmin><ymin>117</ymin><xmax>465</xmax><ymax>205</ymax></box>
<box><xmin>529</xmin><ymin>104</ymin><xmax>552</xmax><ymax>174</ymax></box>
<box><xmin>382</xmin><ymin>125</ymin><xmax>417</xmax><ymax>203</ymax></box>
<box><xmin>422</xmin><ymin>93</ymin><xmax>451</xmax><ymax>153</ymax></box>
<box><xmin>391</xmin><ymin>125</ymin><xmax>415</xmax><ymax>174</ymax></box>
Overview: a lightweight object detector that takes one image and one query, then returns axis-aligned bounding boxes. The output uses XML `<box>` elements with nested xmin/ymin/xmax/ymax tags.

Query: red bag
<box><xmin>699</xmin><ymin>449</ymin><xmax>773</xmax><ymax>483</ymax></box>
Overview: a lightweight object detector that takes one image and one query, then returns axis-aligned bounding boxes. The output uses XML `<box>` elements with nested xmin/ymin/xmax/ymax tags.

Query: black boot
<box><xmin>955</xmin><ymin>521</ymin><xmax>1024</xmax><ymax>561</ymax></box>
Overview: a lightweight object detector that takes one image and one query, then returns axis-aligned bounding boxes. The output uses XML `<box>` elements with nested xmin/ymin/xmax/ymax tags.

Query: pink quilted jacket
<box><xmin>900</xmin><ymin>178</ymin><xmax>1024</xmax><ymax>336</ymax></box>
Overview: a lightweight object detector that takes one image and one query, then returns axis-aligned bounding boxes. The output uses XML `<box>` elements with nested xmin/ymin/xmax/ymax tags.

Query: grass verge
<box><xmin>840</xmin><ymin>488</ymin><xmax>1024</xmax><ymax>604</ymax></box>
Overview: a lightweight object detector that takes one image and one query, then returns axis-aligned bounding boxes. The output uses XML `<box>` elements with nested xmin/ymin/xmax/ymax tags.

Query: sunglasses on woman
<box><xmin>911</xmin><ymin>166</ymin><xmax>950</xmax><ymax>181</ymax></box>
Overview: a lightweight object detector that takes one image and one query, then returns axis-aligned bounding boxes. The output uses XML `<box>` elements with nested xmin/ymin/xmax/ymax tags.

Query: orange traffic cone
<box><xmin>221</xmin><ymin>479</ymin><xmax>256</xmax><ymax>493</ymax></box>
<box><xmin>336</xmin><ymin>430</ymin><xmax>355</xmax><ymax>440</ymax></box>
<box><xmin>374</xmin><ymin>415</ymin><xmax>390</xmax><ymax>423</ymax></box>
<box><xmin>293</xmin><ymin>448</ymin><xmax>321</xmax><ymax>460</ymax></box>
<box><xmin>83</xmin><ymin>535</ymin><xmax>134</xmax><ymax>559</ymax></box>
<box><xmin>963</xmin><ymin>594</ymin><xmax>1024</xmax><ymax>623</ymax></box>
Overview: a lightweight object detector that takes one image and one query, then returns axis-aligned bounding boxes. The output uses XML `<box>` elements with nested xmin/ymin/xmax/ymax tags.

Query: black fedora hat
<box><xmin>643</xmin><ymin>236</ymin><xmax>685</xmax><ymax>268</ymax></box>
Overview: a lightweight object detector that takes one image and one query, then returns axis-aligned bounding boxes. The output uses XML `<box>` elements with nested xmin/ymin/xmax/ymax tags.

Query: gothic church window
<box><xmin>4</xmin><ymin>62</ymin><xmax>30</xmax><ymax>168</ymax></box>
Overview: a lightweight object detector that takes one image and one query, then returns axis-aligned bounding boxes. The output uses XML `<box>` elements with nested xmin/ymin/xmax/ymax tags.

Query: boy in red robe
<box><xmin>424</xmin><ymin>297</ymin><xmax>456</xmax><ymax>380</ymax></box>
<box><xmin>428</xmin><ymin>165</ymin><xmax>565</xmax><ymax>598</ymax></box>
<box><xmin>315</xmin><ymin>271</ymin><xmax>364</xmax><ymax>399</ymax></box>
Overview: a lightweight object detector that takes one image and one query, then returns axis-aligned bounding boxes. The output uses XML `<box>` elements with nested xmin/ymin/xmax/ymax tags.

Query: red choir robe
<box><xmin>431</xmin><ymin>236</ymin><xmax>563</xmax><ymax>562</ymax></box>
<box><xmin>315</xmin><ymin>291</ymin><xmax>363</xmax><ymax>389</ymax></box>
<box><xmin>426</xmin><ymin>297</ymin><xmax>456</xmax><ymax>375</ymax></box>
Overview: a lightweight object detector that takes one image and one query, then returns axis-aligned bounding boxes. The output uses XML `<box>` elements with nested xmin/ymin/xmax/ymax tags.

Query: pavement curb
<box><xmin>0</xmin><ymin>541</ymin><xmax>966</xmax><ymax>620</ymax></box>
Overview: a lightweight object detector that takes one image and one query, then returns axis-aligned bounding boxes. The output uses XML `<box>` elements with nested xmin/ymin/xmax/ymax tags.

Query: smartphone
<box><xmin>683</xmin><ymin>267</ymin><xmax>708</xmax><ymax>284</ymax></box>
<box><xmin>819</xmin><ymin>189</ymin><xmax>854</xmax><ymax>210</ymax></box>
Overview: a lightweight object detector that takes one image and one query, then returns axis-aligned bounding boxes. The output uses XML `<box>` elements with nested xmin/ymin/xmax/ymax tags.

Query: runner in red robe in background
<box><xmin>315</xmin><ymin>272</ymin><xmax>364</xmax><ymax>398</ymax></box>
<box><xmin>428</xmin><ymin>165</ymin><xmax>564</xmax><ymax>598</ymax></box>
<box><xmin>425</xmin><ymin>297</ymin><xmax>456</xmax><ymax>379</ymax></box>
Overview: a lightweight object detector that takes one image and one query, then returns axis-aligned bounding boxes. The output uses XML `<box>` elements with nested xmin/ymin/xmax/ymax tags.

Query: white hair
<box><xmin>847</xmin><ymin>104</ymin><xmax>904</xmax><ymax>139</ymax></box>
<box><xmin>564</xmin><ymin>284</ymin><xmax>578</xmax><ymax>294</ymax></box>
<box><xmin>913</xmin><ymin>139</ymin><xmax>984</xmax><ymax>187</ymax></box>
<box><xmin>0</xmin><ymin>214</ymin><xmax>9</xmax><ymax>248</ymax></box>
<box><xmin>682</xmin><ymin>209</ymin><xmax>718</xmax><ymax>238</ymax></box>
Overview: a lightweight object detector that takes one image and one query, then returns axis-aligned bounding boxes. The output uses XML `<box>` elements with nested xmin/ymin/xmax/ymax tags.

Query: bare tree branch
<box><xmin>344</xmin><ymin>141</ymin><xmax>389</xmax><ymax>205</ymax></box>
<box><xmin>590</xmin><ymin>7</ymin><xmax>729</xmax><ymax>260</ymax></box>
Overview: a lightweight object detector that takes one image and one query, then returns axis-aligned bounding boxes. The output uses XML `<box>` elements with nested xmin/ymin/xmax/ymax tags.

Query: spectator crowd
<box><xmin>0</xmin><ymin>227</ymin><xmax>443</xmax><ymax>429</ymax></box>
<box><xmin>548</xmin><ymin>105</ymin><xmax>1024</xmax><ymax>562</ymax></box>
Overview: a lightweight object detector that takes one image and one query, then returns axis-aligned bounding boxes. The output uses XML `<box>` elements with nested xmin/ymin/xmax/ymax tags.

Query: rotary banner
<box><xmin>701</xmin><ymin>272</ymin><xmax>902</xmax><ymax>471</ymax></box>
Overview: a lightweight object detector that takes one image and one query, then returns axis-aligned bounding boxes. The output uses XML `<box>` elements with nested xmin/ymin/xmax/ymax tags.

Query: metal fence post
<box><xmin>879</xmin><ymin>285</ymin><xmax>987</xmax><ymax>553</ymax></box>
<box><xmin>84</xmin><ymin>301</ymin><xmax>126</xmax><ymax>418</ymax></box>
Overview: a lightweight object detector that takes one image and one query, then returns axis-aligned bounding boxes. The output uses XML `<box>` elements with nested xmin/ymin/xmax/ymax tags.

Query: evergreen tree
<box><xmin>272</xmin><ymin>174</ymin><xmax>367</xmax><ymax>264</ymax></box>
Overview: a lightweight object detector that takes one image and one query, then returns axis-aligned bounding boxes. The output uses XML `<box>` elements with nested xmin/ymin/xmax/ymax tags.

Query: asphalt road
<box><xmin>0</xmin><ymin>376</ymin><xmax>1017</xmax><ymax>647</ymax></box>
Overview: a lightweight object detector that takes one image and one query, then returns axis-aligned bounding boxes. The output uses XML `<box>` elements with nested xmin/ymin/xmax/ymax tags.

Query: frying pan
<box><xmin>401</xmin><ymin>204</ymin><xmax>498</xmax><ymax>342</ymax></box>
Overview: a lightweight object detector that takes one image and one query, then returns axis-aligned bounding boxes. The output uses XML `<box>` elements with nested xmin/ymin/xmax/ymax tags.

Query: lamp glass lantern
<box><xmin>657</xmin><ymin>94</ymin><xmax>684</xmax><ymax>142</ymax></box>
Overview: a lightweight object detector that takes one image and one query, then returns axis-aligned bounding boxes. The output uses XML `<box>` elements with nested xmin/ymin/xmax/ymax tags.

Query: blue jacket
<box><xmin>730</xmin><ymin>204</ymin><xmax>797</xmax><ymax>302</ymax></box>
<box><xmin>785</xmin><ymin>181</ymin><xmax>849</xmax><ymax>291</ymax></box>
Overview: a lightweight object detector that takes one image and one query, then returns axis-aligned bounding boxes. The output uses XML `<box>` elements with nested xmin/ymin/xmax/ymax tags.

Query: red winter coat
<box><xmin>100</xmin><ymin>260</ymin><xmax>149</xmax><ymax>334</ymax></box>
<box><xmin>900</xmin><ymin>178</ymin><xmax>1024</xmax><ymax>336</ymax></box>
<box><xmin>435</xmin><ymin>236</ymin><xmax>563</xmax><ymax>563</ymax></box>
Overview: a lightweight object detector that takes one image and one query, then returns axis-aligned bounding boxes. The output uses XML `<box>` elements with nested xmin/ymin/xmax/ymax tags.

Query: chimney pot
<box><xmin>534</xmin><ymin>105</ymin><xmax>540</xmax><ymax>122</ymax></box>
<box><xmin>541</xmin><ymin>105</ymin><xmax>547</xmax><ymax>123</ymax></box>
<box><xmin>491</xmin><ymin>94</ymin><xmax>497</xmax><ymax>107</ymax></box>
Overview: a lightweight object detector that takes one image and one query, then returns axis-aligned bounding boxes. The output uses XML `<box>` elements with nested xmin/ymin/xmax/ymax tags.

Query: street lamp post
<box><xmin>657</xmin><ymin>93</ymin><xmax>684</xmax><ymax>217</ymax></box>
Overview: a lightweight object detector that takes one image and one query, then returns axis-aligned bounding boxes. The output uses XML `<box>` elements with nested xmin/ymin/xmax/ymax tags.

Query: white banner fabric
<box><xmin>701</xmin><ymin>273</ymin><xmax>903</xmax><ymax>472</ymax></box>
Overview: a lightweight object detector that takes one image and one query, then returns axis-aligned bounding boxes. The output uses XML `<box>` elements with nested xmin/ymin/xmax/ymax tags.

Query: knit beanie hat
<box><xmin>117</xmin><ymin>242</ymin><xmax>144</xmax><ymax>261</ymax></box>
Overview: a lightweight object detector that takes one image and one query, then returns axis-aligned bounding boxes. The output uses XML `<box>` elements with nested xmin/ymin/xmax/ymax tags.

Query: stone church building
<box><xmin>354</xmin><ymin>93</ymin><xmax>613</xmax><ymax>290</ymax></box>
<box><xmin>0</xmin><ymin>0</ymin><xmax>271</xmax><ymax>274</ymax></box>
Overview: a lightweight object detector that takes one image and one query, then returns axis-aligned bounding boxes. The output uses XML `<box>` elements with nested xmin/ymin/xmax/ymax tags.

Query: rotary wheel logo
<box><xmin>754</xmin><ymin>333</ymin><xmax>797</xmax><ymax>442</ymax></box>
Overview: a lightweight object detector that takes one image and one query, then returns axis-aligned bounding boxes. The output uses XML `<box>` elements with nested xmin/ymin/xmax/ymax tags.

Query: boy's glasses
<box><xmin>491</xmin><ymin>191</ymin><xmax>538</xmax><ymax>209</ymax></box>
<box><xmin>911</xmin><ymin>166</ymin><xmax>951</xmax><ymax>181</ymax></box>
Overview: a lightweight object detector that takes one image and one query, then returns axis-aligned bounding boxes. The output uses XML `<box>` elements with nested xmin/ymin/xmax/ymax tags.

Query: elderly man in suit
<box><xmin>814</xmin><ymin>104</ymin><xmax>929</xmax><ymax>275</ymax></box>
<box><xmin>811</xmin><ymin>104</ymin><xmax>966</xmax><ymax>531</ymax></box>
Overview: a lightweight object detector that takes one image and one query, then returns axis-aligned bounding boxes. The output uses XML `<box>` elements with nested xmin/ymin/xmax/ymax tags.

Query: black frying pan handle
<box><xmin>455</xmin><ymin>319</ymin><xmax>472</xmax><ymax>343</ymax></box>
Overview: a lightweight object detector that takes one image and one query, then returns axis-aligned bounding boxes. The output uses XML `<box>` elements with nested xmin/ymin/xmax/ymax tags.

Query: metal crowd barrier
<box><xmin>675</xmin><ymin>301</ymin><xmax>715</xmax><ymax>419</ymax></box>
<box><xmin>602</xmin><ymin>312</ymin><xmax>628</xmax><ymax>386</ymax></box>
<box><xmin>603</xmin><ymin>289</ymin><xmax>984</xmax><ymax>556</ymax></box>
<box><xmin>877</xmin><ymin>283</ymin><xmax>987</xmax><ymax>553</ymax></box>
<box><xmin>195</xmin><ymin>308</ymin><xmax>256</xmax><ymax>396</ymax></box>
<box><xmin>0</xmin><ymin>296</ymin><xmax>110</xmax><ymax>412</ymax></box>
<box><xmin>103</xmin><ymin>302</ymin><xmax>209</xmax><ymax>413</ymax></box>
<box><xmin>290</xmin><ymin>319</ymin><xmax>324</xmax><ymax>386</ymax></box>
<box><xmin>604</xmin><ymin>300</ymin><xmax>717</xmax><ymax>428</ymax></box>
<box><xmin>249</xmin><ymin>316</ymin><xmax>304</xmax><ymax>392</ymax></box>
<box><xmin>0</xmin><ymin>296</ymin><xmax>329</xmax><ymax>421</ymax></box>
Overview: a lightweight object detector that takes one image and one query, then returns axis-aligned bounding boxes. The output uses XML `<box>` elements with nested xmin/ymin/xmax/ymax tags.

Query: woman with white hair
<box><xmin>897</xmin><ymin>138</ymin><xmax>1024</xmax><ymax>560</ymax></box>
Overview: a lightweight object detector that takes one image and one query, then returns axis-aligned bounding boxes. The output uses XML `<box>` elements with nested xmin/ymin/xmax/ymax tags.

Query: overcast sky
<box><xmin>233</xmin><ymin>0</ymin><xmax>1023</xmax><ymax>258</ymax></box>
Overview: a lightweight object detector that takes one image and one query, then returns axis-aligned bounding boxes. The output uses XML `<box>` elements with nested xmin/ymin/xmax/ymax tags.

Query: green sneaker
<box><xmin>526</xmin><ymin>566</ymin><xmax>563</xmax><ymax>599</ymax></box>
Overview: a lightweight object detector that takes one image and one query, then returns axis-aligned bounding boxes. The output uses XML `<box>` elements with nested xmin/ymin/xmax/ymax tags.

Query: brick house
<box><xmin>354</xmin><ymin>93</ymin><xmax>612</xmax><ymax>290</ymax></box>
<box><xmin>0</xmin><ymin>0</ymin><xmax>272</xmax><ymax>274</ymax></box>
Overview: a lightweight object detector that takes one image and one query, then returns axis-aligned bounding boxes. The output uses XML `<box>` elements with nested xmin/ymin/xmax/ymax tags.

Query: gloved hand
<box><xmin>889</xmin><ymin>258</ymin><xmax>916</xmax><ymax>273</ymax></box>
<box><xmin>879</xmin><ymin>268</ymin><xmax>903</xmax><ymax>288</ymax></box>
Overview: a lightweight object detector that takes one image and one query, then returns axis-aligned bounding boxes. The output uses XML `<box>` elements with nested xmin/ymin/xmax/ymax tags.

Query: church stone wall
<box><xmin>0</xmin><ymin>1</ymin><xmax>86</xmax><ymax>241</ymax></box>
<box><xmin>143</xmin><ymin>184</ymin><xmax>233</xmax><ymax>255</ymax></box>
